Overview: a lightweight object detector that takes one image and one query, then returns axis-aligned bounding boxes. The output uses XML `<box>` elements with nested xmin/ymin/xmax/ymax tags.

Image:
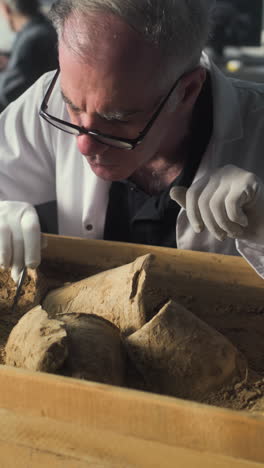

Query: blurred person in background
<box><xmin>0</xmin><ymin>0</ymin><xmax>58</xmax><ymax>111</ymax></box>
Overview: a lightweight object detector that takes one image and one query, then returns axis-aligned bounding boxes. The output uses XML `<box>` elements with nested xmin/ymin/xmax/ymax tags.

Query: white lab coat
<box><xmin>0</xmin><ymin>54</ymin><xmax>264</xmax><ymax>277</ymax></box>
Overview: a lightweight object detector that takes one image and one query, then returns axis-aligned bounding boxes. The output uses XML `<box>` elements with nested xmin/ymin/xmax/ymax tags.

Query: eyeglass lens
<box><xmin>44</xmin><ymin>114</ymin><xmax>134</xmax><ymax>149</ymax></box>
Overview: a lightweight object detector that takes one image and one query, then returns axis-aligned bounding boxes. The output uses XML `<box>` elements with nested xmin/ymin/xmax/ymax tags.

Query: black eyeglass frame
<box><xmin>39</xmin><ymin>69</ymin><xmax>181</xmax><ymax>151</ymax></box>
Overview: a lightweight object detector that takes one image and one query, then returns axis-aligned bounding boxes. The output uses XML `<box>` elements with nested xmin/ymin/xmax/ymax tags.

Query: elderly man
<box><xmin>0</xmin><ymin>0</ymin><xmax>58</xmax><ymax>111</ymax></box>
<box><xmin>0</xmin><ymin>0</ymin><xmax>264</xmax><ymax>283</ymax></box>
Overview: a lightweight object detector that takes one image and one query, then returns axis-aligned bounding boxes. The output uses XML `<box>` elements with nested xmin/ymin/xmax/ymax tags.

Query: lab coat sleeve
<box><xmin>236</xmin><ymin>239</ymin><xmax>264</xmax><ymax>279</ymax></box>
<box><xmin>0</xmin><ymin>72</ymin><xmax>56</xmax><ymax>205</ymax></box>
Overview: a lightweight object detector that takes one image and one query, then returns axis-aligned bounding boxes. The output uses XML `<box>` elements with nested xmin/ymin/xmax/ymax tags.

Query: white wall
<box><xmin>0</xmin><ymin>17</ymin><xmax>14</xmax><ymax>53</ymax></box>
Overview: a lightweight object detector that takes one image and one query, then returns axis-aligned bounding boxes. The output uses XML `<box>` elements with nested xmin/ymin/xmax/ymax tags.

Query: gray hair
<box><xmin>49</xmin><ymin>0</ymin><xmax>214</xmax><ymax>73</ymax></box>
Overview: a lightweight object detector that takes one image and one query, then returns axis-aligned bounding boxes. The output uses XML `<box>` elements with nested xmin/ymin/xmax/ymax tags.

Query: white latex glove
<box><xmin>0</xmin><ymin>201</ymin><xmax>42</xmax><ymax>283</ymax></box>
<box><xmin>170</xmin><ymin>164</ymin><xmax>264</xmax><ymax>244</ymax></box>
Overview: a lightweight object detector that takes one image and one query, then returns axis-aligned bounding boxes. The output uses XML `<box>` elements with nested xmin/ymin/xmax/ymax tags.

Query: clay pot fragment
<box><xmin>59</xmin><ymin>313</ymin><xmax>125</xmax><ymax>385</ymax></box>
<box><xmin>5</xmin><ymin>305</ymin><xmax>67</xmax><ymax>372</ymax></box>
<box><xmin>125</xmin><ymin>300</ymin><xmax>248</xmax><ymax>400</ymax></box>
<box><xmin>43</xmin><ymin>254</ymin><xmax>154</xmax><ymax>335</ymax></box>
<box><xmin>5</xmin><ymin>307</ymin><xmax>126</xmax><ymax>386</ymax></box>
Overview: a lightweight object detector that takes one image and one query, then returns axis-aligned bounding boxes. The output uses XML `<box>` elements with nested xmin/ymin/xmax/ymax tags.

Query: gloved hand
<box><xmin>0</xmin><ymin>201</ymin><xmax>42</xmax><ymax>283</ymax></box>
<box><xmin>170</xmin><ymin>164</ymin><xmax>264</xmax><ymax>244</ymax></box>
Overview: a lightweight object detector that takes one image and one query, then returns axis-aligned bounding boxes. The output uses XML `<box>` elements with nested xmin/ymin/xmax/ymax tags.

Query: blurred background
<box><xmin>1</xmin><ymin>1</ymin><xmax>264</xmax><ymax>83</ymax></box>
<box><xmin>0</xmin><ymin>0</ymin><xmax>58</xmax><ymax>112</ymax></box>
<box><xmin>207</xmin><ymin>0</ymin><xmax>264</xmax><ymax>82</ymax></box>
<box><xmin>0</xmin><ymin>0</ymin><xmax>53</xmax><ymax>52</ymax></box>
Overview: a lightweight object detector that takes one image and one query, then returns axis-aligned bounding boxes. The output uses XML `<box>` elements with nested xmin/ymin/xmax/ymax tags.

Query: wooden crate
<box><xmin>0</xmin><ymin>233</ymin><xmax>264</xmax><ymax>467</ymax></box>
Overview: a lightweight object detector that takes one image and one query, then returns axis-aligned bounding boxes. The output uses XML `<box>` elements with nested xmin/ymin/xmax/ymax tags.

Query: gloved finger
<box><xmin>209</xmin><ymin>189</ymin><xmax>244</xmax><ymax>238</ymax></box>
<box><xmin>21</xmin><ymin>207</ymin><xmax>41</xmax><ymax>269</ymax></box>
<box><xmin>7</xmin><ymin>211</ymin><xmax>25</xmax><ymax>283</ymax></box>
<box><xmin>10</xmin><ymin>230</ymin><xmax>24</xmax><ymax>284</ymax></box>
<box><xmin>185</xmin><ymin>178</ymin><xmax>210</xmax><ymax>233</ymax></box>
<box><xmin>11</xmin><ymin>263</ymin><xmax>24</xmax><ymax>285</ymax></box>
<box><xmin>170</xmin><ymin>186</ymin><xmax>187</xmax><ymax>209</ymax></box>
<box><xmin>197</xmin><ymin>185</ymin><xmax>227</xmax><ymax>241</ymax></box>
<box><xmin>0</xmin><ymin>222</ymin><xmax>12</xmax><ymax>268</ymax></box>
<box><xmin>225</xmin><ymin>189</ymin><xmax>248</xmax><ymax>228</ymax></box>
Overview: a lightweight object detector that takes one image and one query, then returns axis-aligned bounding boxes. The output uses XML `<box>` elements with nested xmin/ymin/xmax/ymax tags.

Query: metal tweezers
<box><xmin>11</xmin><ymin>267</ymin><xmax>27</xmax><ymax>313</ymax></box>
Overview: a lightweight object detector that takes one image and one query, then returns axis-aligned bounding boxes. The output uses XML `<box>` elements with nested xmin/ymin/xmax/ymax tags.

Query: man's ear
<box><xmin>166</xmin><ymin>67</ymin><xmax>206</xmax><ymax>114</ymax></box>
<box><xmin>166</xmin><ymin>83</ymin><xmax>185</xmax><ymax>113</ymax></box>
<box><xmin>178</xmin><ymin>67</ymin><xmax>207</xmax><ymax>110</ymax></box>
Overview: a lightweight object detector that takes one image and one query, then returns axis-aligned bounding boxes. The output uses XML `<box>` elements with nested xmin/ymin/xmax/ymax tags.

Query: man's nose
<box><xmin>77</xmin><ymin>133</ymin><xmax>109</xmax><ymax>156</ymax></box>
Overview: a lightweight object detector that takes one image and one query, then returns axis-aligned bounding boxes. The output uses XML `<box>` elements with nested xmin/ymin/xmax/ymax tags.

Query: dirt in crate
<box><xmin>1</xmin><ymin>259</ymin><xmax>264</xmax><ymax>415</ymax></box>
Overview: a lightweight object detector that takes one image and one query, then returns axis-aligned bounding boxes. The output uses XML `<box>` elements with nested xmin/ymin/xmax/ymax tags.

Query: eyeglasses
<box><xmin>39</xmin><ymin>69</ymin><xmax>180</xmax><ymax>151</ymax></box>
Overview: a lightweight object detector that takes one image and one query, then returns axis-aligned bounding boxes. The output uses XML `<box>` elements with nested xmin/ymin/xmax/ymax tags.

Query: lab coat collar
<box><xmin>201</xmin><ymin>53</ymin><xmax>243</xmax><ymax>143</ymax></box>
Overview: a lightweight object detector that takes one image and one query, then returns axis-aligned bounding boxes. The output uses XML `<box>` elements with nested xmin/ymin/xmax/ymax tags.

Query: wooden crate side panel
<box><xmin>0</xmin><ymin>442</ymin><xmax>91</xmax><ymax>468</ymax></box>
<box><xmin>42</xmin><ymin>235</ymin><xmax>260</xmax><ymax>284</ymax></box>
<box><xmin>0</xmin><ymin>367</ymin><xmax>264</xmax><ymax>464</ymax></box>
<box><xmin>42</xmin><ymin>235</ymin><xmax>264</xmax><ymax>305</ymax></box>
<box><xmin>0</xmin><ymin>408</ymin><xmax>262</xmax><ymax>468</ymax></box>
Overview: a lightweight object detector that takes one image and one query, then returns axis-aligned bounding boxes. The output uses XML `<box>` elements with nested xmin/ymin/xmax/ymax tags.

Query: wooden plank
<box><xmin>0</xmin><ymin>407</ymin><xmax>262</xmax><ymax>468</ymax></box>
<box><xmin>41</xmin><ymin>234</ymin><xmax>264</xmax><ymax>306</ymax></box>
<box><xmin>0</xmin><ymin>441</ymin><xmax>91</xmax><ymax>468</ymax></box>
<box><xmin>0</xmin><ymin>366</ymin><xmax>264</xmax><ymax>465</ymax></box>
<box><xmin>42</xmin><ymin>234</ymin><xmax>262</xmax><ymax>285</ymax></box>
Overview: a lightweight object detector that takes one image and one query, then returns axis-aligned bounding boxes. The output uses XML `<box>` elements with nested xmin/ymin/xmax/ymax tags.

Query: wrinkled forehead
<box><xmin>58</xmin><ymin>48</ymin><xmax>166</xmax><ymax>115</ymax></box>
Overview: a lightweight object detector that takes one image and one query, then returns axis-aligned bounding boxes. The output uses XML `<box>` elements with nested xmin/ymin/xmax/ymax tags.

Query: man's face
<box><xmin>58</xmin><ymin>13</ymin><xmax>181</xmax><ymax>181</ymax></box>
